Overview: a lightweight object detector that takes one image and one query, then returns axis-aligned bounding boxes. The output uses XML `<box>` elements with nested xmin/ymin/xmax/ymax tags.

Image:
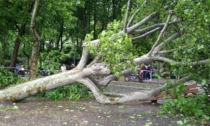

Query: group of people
<box><xmin>38</xmin><ymin>63</ymin><xmax>72</xmax><ymax>76</ymax></box>
<box><xmin>139</xmin><ymin>64</ymin><xmax>153</xmax><ymax>81</ymax></box>
<box><xmin>36</xmin><ymin>63</ymin><xmax>75</xmax><ymax>76</ymax></box>
<box><xmin>13</xmin><ymin>63</ymin><xmax>75</xmax><ymax>77</ymax></box>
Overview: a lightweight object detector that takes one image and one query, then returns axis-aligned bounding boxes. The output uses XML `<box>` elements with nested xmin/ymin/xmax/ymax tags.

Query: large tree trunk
<box><xmin>0</xmin><ymin>63</ymin><xmax>110</xmax><ymax>102</ymax></box>
<box><xmin>0</xmin><ymin>61</ymin><xmax>191</xmax><ymax>104</ymax></box>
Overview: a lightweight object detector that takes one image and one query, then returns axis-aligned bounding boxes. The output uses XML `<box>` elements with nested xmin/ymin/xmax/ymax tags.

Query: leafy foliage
<box><xmin>85</xmin><ymin>20</ymin><xmax>136</xmax><ymax>74</ymax></box>
<box><xmin>161</xmin><ymin>1</ymin><xmax>210</xmax><ymax>120</ymax></box>
<box><xmin>160</xmin><ymin>82</ymin><xmax>210</xmax><ymax>122</ymax></box>
<box><xmin>0</xmin><ymin>68</ymin><xmax>24</xmax><ymax>88</ymax></box>
<box><xmin>40</xmin><ymin>50</ymin><xmax>62</xmax><ymax>72</ymax></box>
<box><xmin>37</xmin><ymin>83</ymin><xmax>92</xmax><ymax>100</ymax></box>
<box><xmin>39</xmin><ymin>41</ymin><xmax>78</xmax><ymax>72</ymax></box>
<box><xmin>161</xmin><ymin>94</ymin><xmax>210</xmax><ymax>121</ymax></box>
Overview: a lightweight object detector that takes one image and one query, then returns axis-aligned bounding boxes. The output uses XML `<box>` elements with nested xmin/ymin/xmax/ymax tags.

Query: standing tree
<box><xmin>29</xmin><ymin>0</ymin><xmax>41</xmax><ymax>79</ymax></box>
<box><xmin>8</xmin><ymin>0</ymin><xmax>33</xmax><ymax>70</ymax></box>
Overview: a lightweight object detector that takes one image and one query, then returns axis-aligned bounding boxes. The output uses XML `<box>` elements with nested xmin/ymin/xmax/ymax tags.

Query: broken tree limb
<box><xmin>148</xmin><ymin>10</ymin><xmax>173</xmax><ymax>56</ymax></box>
<box><xmin>0</xmin><ymin>63</ymin><xmax>110</xmax><ymax>102</ymax></box>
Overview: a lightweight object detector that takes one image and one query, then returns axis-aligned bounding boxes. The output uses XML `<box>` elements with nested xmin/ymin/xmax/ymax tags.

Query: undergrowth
<box><xmin>0</xmin><ymin>68</ymin><xmax>24</xmax><ymax>88</ymax></box>
<box><xmin>37</xmin><ymin>83</ymin><xmax>92</xmax><ymax>100</ymax></box>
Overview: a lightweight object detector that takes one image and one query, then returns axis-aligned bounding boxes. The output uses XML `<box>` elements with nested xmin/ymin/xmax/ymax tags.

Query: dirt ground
<box><xmin>0</xmin><ymin>81</ymin><xmax>206</xmax><ymax>126</ymax></box>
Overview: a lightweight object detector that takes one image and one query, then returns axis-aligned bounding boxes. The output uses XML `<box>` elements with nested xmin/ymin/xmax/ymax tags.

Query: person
<box><xmin>14</xmin><ymin>64</ymin><xmax>20</xmax><ymax>74</ymax></box>
<box><xmin>61</xmin><ymin>64</ymin><xmax>66</xmax><ymax>72</ymax></box>
<box><xmin>19</xmin><ymin>65</ymin><xmax>25</xmax><ymax>76</ymax></box>
<box><xmin>140</xmin><ymin>64</ymin><xmax>147</xmax><ymax>80</ymax></box>
<box><xmin>39</xmin><ymin>68</ymin><xmax>48</xmax><ymax>76</ymax></box>
<box><xmin>137</xmin><ymin>64</ymin><xmax>144</xmax><ymax>79</ymax></box>
<box><xmin>147</xmin><ymin>64</ymin><xmax>153</xmax><ymax>81</ymax></box>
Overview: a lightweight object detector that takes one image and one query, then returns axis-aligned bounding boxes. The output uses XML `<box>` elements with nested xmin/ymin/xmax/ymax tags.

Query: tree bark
<box><xmin>9</xmin><ymin>25</ymin><xmax>26</xmax><ymax>71</ymax></box>
<box><xmin>29</xmin><ymin>0</ymin><xmax>41</xmax><ymax>79</ymax></box>
<box><xmin>0</xmin><ymin>63</ymin><xmax>110</xmax><ymax>102</ymax></box>
<box><xmin>1</xmin><ymin>36</ymin><xmax>6</xmax><ymax>66</ymax></box>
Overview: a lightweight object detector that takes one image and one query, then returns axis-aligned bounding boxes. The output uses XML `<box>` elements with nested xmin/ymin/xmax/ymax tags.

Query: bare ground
<box><xmin>0</xmin><ymin>80</ymin><xmax>205</xmax><ymax>126</ymax></box>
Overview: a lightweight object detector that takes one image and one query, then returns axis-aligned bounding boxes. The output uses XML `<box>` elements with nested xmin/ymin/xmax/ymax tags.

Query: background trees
<box><xmin>0</xmin><ymin>0</ymin><xmax>127</xmax><ymax>75</ymax></box>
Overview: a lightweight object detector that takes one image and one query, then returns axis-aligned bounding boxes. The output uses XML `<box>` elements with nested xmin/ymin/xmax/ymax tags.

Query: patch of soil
<box><xmin>0</xmin><ymin>97</ymin><xmax>203</xmax><ymax>126</ymax></box>
<box><xmin>0</xmin><ymin>80</ymin><xmax>205</xmax><ymax>126</ymax></box>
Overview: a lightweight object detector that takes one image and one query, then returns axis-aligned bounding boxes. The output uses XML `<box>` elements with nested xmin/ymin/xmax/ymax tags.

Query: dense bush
<box><xmin>37</xmin><ymin>83</ymin><xmax>92</xmax><ymax>100</ymax></box>
<box><xmin>0</xmin><ymin>68</ymin><xmax>24</xmax><ymax>88</ymax></box>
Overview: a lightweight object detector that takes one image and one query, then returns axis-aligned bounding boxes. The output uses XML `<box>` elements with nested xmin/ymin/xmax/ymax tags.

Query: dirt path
<box><xmin>0</xmin><ymin>81</ymin><xmax>203</xmax><ymax>126</ymax></box>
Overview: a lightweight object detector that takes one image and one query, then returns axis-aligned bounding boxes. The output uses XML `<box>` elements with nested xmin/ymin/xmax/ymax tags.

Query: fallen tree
<box><xmin>0</xmin><ymin>0</ymin><xmax>209</xmax><ymax>104</ymax></box>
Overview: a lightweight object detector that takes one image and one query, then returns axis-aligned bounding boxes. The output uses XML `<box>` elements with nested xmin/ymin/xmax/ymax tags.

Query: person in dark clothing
<box><xmin>140</xmin><ymin>64</ymin><xmax>147</xmax><ymax>80</ymax></box>
<box><xmin>147</xmin><ymin>65</ymin><xmax>153</xmax><ymax>81</ymax></box>
<box><xmin>39</xmin><ymin>68</ymin><xmax>48</xmax><ymax>76</ymax></box>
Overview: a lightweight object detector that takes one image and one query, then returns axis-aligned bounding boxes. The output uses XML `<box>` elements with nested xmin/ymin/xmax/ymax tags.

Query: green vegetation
<box><xmin>85</xmin><ymin>21</ymin><xmax>135</xmax><ymax>74</ymax></box>
<box><xmin>161</xmin><ymin>93</ymin><xmax>210</xmax><ymax>122</ymax></box>
<box><xmin>37</xmin><ymin>83</ymin><xmax>92</xmax><ymax>100</ymax></box>
<box><xmin>160</xmin><ymin>82</ymin><xmax>210</xmax><ymax>122</ymax></box>
<box><xmin>0</xmin><ymin>69</ymin><xmax>24</xmax><ymax>89</ymax></box>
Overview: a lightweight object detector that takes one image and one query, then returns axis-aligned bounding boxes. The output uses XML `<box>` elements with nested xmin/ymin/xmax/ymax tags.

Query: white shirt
<box><xmin>61</xmin><ymin>65</ymin><xmax>66</xmax><ymax>72</ymax></box>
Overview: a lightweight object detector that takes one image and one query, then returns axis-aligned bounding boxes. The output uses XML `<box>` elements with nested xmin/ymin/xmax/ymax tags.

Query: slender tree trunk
<box><xmin>22</xmin><ymin>43</ymin><xmax>31</xmax><ymax>71</ymax></box>
<box><xmin>112</xmin><ymin>0</ymin><xmax>116</xmax><ymax>19</ymax></box>
<box><xmin>29</xmin><ymin>0</ymin><xmax>41</xmax><ymax>79</ymax></box>
<box><xmin>29</xmin><ymin>41</ymin><xmax>40</xmax><ymax>79</ymax></box>
<box><xmin>93</xmin><ymin>0</ymin><xmax>97</xmax><ymax>39</ymax></box>
<box><xmin>9</xmin><ymin>39</ymin><xmax>20</xmax><ymax>69</ymax></box>
<box><xmin>56</xmin><ymin>19</ymin><xmax>64</xmax><ymax>51</ymax></box>
<box><xmin>1</xmin><ymin>36</ymin><xmax>6</xmax><ymax>66</ymax></box>
<box><xmin>9</xmin><ymin>1</ymin><xmax>33</xmax><ymax>70</ymax></box>
<box><xmin>76</xmin><ymin>20</ymin><xmax>79</xmax><ymax>48</ymax></box>
<box><xmin>9</xmin><ymin>25</ymin><xmax>26</xmax><ymax>70</ymax></box>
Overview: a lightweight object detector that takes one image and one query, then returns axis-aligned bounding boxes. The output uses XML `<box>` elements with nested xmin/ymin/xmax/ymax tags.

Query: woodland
<box><xmin>0</xmin><ymin>0</ymin><xmax>210</xmax><ymax>122</ymax></box>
